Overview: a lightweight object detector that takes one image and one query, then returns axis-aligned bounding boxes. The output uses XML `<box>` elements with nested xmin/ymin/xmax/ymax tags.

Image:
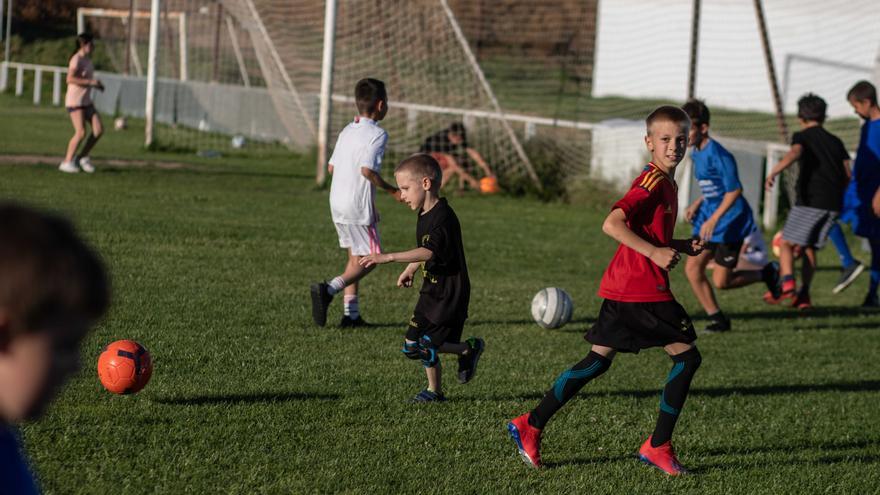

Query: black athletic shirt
<box><xmin>792</xmin><ymin>126</ymin><xmax>850</xmax><ymax>211</ymax></box>
<box><xmin>419</xmin><ymin>129</ymin><xmax>468</xmax><ymax>161</ymax></box>
<box><xmin>414</xmin><ymin>198</ymin><xmax>470</xmax><ymax>325</ymax></box>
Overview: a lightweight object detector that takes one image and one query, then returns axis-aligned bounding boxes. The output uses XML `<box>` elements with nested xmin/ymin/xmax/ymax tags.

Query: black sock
<box><xmin>651</xmin><ymin>348</ymin><xmax>702</xmax><ymax>447</ymax></box>
<box><xmin>528</xmin><ymin>351</ymin><xmax>612</xmax><ymax>429</ymax></box>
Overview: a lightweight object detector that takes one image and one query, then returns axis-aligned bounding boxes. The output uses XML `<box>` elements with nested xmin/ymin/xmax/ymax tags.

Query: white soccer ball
<box><xmin>531</xmin><ymin>287</ymin><xmax>573</xmax><ymax>329</ymax></box>
<box><xmin>113</xmin><ymin>117</ymin><xmax>127</xmax><ymax>131</ymax></box>
<box><xmin>231</xmin><ymin>135</ymin><xmax>246</xmax><ymax>149</ymax></box>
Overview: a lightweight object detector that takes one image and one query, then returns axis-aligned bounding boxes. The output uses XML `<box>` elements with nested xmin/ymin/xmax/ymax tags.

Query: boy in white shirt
<box><xmin>311</xmin><ymin>79</ymin><xmax>401</xmax><ymax>327</ymax></box>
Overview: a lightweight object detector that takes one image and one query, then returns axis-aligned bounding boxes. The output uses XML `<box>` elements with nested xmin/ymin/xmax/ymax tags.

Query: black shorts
<box><xmin>585</xmin><ymin>299</ymin><xmax>697</xmax><ymax>353</ymax></box>
<box><xmin>405</xmin><ymin>313</ymin><xmax>463</xmax><ymax>347</ymax></box>
<box><xmin>66</xmin><ymin>104</ymin><xmax>97</xmax><ymax>120</ymax></box>
<box><xmin>705</xmin><ymin>240</ymin><xmax>743</xmax><ymax>269</ymax></box>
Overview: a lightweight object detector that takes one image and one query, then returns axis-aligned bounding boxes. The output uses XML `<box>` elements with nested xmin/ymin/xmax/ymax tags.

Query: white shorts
<box><xmin>334</xmin><ymin>222</ymin><xmax>382</xmax><ymax>256</ymax></box>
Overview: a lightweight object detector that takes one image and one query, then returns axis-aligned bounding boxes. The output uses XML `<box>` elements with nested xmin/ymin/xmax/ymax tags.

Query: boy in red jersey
<box><xmin>507</xmin><ymin>106</ymin><xmax>704</xmax><ymax>475</ymax></box>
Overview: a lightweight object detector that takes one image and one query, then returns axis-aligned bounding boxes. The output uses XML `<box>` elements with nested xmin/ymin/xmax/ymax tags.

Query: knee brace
<box><xmin>401</xmin><ymin>340</ymin><xmax>420</xmax><ymax>360</ymax></box>
<box><xmin>660</xmin><ymin>347</ymin><xmax>702</xmax><ymax>416</ymax></box>
<box><xmin>419</xmin><ymin>335</ymin><xmax>440</xmax><ymax>368</ymax></box>
<box><xmin>673</xmin><ymin>347</ymin><xmax>702</xmax><ymax>373</ymax></box>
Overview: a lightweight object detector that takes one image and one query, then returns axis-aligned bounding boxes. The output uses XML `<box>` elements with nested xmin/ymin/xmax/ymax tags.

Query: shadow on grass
<box><xmin>541</xmin><ymin>453</ymin><xmax>635</xmax><ymax>469</ymax></box>
<box><xmin>467</xmin><ymin>317</ymin><xmax>595</xmax><ymax>328</ymax></box>
<box><xmin>538</xmin><ymin>436</ymin><xmax>880</xmax><ymax>470</ymax></box>
<box><xmin>727</xmin><ymin>307</ymin><xmax>880</xmax><ymax>320</ymax></box>
<box><xmin>483</xmin><ymin>379</ymin><xmax>880</xmax><ymax>402</ymax></box>
<box><xmin>787</xmin><ymin>321</ymin><xmax>880</xmax><ymax>331</ymax></box>
<box><xmin>692</xmin><ymin>438</ymin><xmax>880</xmax><ymax>472</ymax></box>
<box><xmin>155</xmin><ymin>391</ymin><xmax>340</xmax><ymax>406</ymax></box>
<box><xmin>101</xmin><ymin>165</ymin><xmax>313</xmax><ymax>181</ymax></box>
<box><xmin>699</xmin><ymin>437</ymin><xmax>878</xmax><ymax>458</ymax></box>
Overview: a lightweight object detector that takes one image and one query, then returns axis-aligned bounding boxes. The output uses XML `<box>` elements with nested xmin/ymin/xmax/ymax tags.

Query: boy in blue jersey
<box><xmin>0</xmin><ymin>203</ymin><xmax>109</xmax><ymax>494</ymax></box>
<box><xmin>846</xmin><ymin>81</ymin><xmax>880</xmax><ymax>307</ymax></box>
<box><xmin>682</xmin><ymin>100</ymin><xmax>780</xmax><ymax>332</ymax></box>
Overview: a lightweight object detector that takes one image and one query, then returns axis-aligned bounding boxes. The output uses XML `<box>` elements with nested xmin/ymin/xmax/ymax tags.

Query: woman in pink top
<box><xmin>61</xmin><ymin>33</ymin><xmax>104</xmax><ymax>174</ymax></box>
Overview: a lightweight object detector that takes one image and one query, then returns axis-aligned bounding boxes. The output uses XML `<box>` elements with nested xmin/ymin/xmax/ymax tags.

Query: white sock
<box><xmin>343</xmin><ymin>295</ymin><xmax>359</xmax><ymax>319</ymax></box>
<box><xmin>327</xmin><ymin>276</ymin><xmax>346</xmax><ymax>295</ymax></box>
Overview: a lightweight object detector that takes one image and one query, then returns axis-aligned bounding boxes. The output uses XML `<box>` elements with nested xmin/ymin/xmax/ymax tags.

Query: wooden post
<box><xmin>687</xmin><ymin>0</ymin><xmax>701</xmax><ymax>100</ymax></box>
<box><xmin>3</xmin><ymin>0</ymin><xmax>11</xmax><ymax>63</ymax></box>
<box><xmin>124</xmin><ymin>0</ymin><xmax>135</xmax><ymax>75</ymax></box>
<box><xmin>212</xmin><ymin>2</ymin><xmax>223</xmax><ymax>82</ymax></box>
<box><xmin>753</xmin><ymin>0</ymin><xmax>788</xmax><ymax>144</ymax></box>
<box><xmin>225</xmin><ymin>15</ymin><xmax>250</xmax><ymax>87</ymax></box>
<box><xmin>0</xmin><ymin>1</ymin><xmax>4</xmax><ymax>60</ymax></box>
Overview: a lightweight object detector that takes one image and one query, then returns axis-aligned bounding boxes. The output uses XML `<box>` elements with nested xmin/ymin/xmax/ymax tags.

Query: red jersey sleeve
<box><xmin>612</xmin><ymin>168</ymin><xmax>664</xmax><ymax>218</ymax></box>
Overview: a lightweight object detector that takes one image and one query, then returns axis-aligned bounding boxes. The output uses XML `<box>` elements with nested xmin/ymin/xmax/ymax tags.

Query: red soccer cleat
<box><xmin>507</xmin><ymin>413</ymin><xmax>542</xmax><ymax>468</ymax></box>
<box><xmin>639</xmin><ymin>436</ymin><xmax>688</xmax><ymax>475</ymax></box>
<box><xmin>791</xmin><ymin>293</ymin><xmax>812</xmax><ymax>310</ymax></box>
<box><xmin>763</xmin><ymin>289</ymin><xmax>795</xmax><ymax>305</ymax></box>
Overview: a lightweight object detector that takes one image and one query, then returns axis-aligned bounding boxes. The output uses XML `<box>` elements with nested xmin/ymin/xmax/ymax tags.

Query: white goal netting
<box><xmin>75</xmin><ymin>0</ymin><xmax>879</xmax><ymax>198</ymax></box>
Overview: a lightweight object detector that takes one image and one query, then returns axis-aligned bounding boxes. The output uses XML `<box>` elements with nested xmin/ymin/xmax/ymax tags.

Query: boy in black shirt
<box><xmin>360</xmin><ymin>153</ymin><xmax>485</xmax><ymax>402</ymax></box>
<box><xmin>765</xmin><ymin>93</ymin><xmax>851</xmax><ymax>309</ymax></box>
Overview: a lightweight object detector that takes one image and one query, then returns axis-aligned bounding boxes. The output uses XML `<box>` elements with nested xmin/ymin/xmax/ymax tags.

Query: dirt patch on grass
<box><xmin>0</xmin><ymin>154</ymin><xmax>201</xmax><ymax>171</ymax></box>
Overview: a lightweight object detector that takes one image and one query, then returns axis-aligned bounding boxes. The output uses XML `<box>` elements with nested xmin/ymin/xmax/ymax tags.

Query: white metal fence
<box><xmin>4</xmin><ymin>59</ymin><xmax>803</xmax><ymax>231</ymax></box>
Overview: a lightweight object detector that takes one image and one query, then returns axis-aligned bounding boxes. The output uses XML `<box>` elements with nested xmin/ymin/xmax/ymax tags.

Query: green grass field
<box><xmin>1</xmin><ymin>92</ymin><xmax>879</xmax><ymax>493</ymax></box>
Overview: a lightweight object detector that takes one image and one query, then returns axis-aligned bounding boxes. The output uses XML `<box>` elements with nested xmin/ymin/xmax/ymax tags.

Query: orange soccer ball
<box><xmin>97</xmin><ymin>340</ymin><xmax>152</xmax><ymax>395</ymax></box>
<box><xmin>771</xmin><ymin>231</ymin><xmax>783</xmax><ymax>257</ymax></box>
<box><xmin>479</xmin><ymin>176</ymin><xmax>500</xmax><ymax>195</ymax></box>
<box><xmin>771</xmin><ymin>231</ymin><xmax>802</xmax><ymax>259</ymax></box>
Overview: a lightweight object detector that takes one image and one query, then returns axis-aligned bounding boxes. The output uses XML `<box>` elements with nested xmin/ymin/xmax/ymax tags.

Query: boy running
<box><xmin>310</xmin><ymin>78</ymin><xmax>400</xmax><ymax>328</ymax></box>
<box><xmin>681</xmin><ymin>100</ymin><xmax>780</xmax><ymax>332</ymax></box>
<box><xmin>507</xmin><ymin>106</ymin><xmax>704</xmax><ymax>475</ymax></box>
<box><xmin>764</xmin><ymin>94</ymin><xmax>851</xmax><ymax>309</ymax></box>
<box><xmin>360</xmin><ymin>154</ymin><xmax>484</xmax><ymax>402</ymax></box>
<box><xmin>846</xmin><ymin>80</ymin><xmax>880</xmax><ymax>307</ymax></box>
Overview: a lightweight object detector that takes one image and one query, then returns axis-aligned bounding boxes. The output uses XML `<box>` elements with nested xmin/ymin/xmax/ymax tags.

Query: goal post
<box><xmin>316</xmin><ymin>0</ymin><xmax>337</xmax><ymax>185</ymax></box>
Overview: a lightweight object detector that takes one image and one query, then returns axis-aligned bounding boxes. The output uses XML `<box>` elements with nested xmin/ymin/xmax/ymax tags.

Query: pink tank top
<box><xmin>65</xmin><ymin>52</ymin><xmax>94</xmax><ymax>108</ymax></box>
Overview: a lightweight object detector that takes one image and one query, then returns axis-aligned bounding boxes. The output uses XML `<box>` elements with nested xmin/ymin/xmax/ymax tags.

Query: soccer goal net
<box><xmin>75</xmin><ymin>0</ymin><xmax>878</xmax><ymax>201</ymax></box>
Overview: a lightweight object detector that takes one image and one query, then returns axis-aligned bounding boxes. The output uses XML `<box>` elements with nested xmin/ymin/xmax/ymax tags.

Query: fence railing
<box><xmin>3</xmin><ymin>60</ymin><xmax>802</xmax><ymax>230</ymax></box>
<box><xmin>0</xmin><ymin>61</ymin><xmax>67</xmax><ymax>106</ymax></box>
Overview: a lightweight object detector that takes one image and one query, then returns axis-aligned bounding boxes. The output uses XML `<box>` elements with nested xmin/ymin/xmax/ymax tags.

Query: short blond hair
<box><xmin>395</xmin><ymin>154</ymin><xmax>442</xmax><ymax>189</ymax></box>
<box><xmin>646</xmin><ymin>105</ymin><xmax>691</xmax><ymax>134</ymax></box>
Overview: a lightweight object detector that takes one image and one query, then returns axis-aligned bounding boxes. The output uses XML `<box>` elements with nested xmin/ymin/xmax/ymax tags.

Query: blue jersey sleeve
<box><xmin>0</xmin><ymin>426</ymin><xmax>40</xmax><ymax>495</ymax></box>
<box><xmin>718</xmin><ymin>151</ymin><xmax>743</xmax><ymax>193</ymax></box>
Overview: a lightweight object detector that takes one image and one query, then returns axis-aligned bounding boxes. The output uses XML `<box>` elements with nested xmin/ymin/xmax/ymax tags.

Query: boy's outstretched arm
<box><xmin>397</xmin><ymin>262</ymin><xmax>422</xmax><ymax>288</ymax></box>
<box><xmin>466</xmin><ymin>148</ymin><xmax>495</xmax><ymax>178</ymax></box>
<box><xmin>765</xmin><ymin>144</ymin><xmax>803</xmax><ymax>190</ymax></box>
<box><xmin>359</xmin><ymin>247</ymin><xmax>433</xmax><ymax>269</ymax></box>
<box><xmin>697</xmin><ymin>188</ymin><xmax>742</xmax><ymax>241</ymax></box>
<box><xmin>361</xmin><ymin>167</ymin><xmax>402</xmax><ymax>201</ymax></box>
<box><xmin>684</xmin><ymin>196</ymin><xmax>703</xmax><ymax>223</ymax></box>
<box><xmin>602</xmin><ymin>208</ymin><xmax>681</xmax><ymax>271</ymax></box>
<box><xmin>670</xmin><ymin>238</ymin><xmax>705</xmax><ymax>256</ymax></box>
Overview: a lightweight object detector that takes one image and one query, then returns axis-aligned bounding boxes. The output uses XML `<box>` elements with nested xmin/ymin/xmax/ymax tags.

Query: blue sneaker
<box><xmin>409</xmin><ymin>389</ymin><xmax>446</xmax><ymax>403</ymax></box>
